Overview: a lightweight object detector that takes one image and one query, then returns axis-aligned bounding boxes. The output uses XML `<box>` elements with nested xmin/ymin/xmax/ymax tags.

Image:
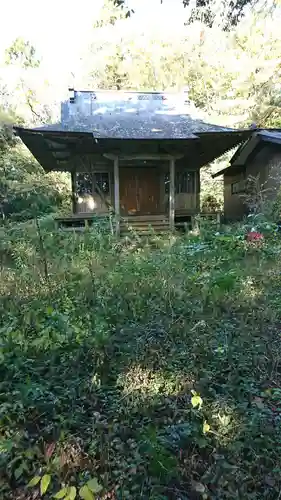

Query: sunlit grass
<box><xmin>1</xmin><ymin>223</ymin><xmax>281</xmax><ymax>499</ymax></box>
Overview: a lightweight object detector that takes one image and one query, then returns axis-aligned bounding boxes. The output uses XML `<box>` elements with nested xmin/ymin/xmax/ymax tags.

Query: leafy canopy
<box><xmin>5</xmin><ymin>37</ymin><xmax>40</xmax><ymax>69</ymax></box>
<box><xmin>112</xmin><ymin>0</ymin><xmax>258</xmax><ymax>28</ymax></box>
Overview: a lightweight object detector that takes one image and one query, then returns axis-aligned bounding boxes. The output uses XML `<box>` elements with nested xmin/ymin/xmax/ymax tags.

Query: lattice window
<box><xmin>76</xmin><ymin>172</ymin><xmax>110</xmax><ymax>196</ymax></box>
<box><xmin>76</xmin><ymin>173</ymin><xmax>92</xmax><ymax>195</ymax></box>
<box><xmin>231</xmin><ymin>179</ymin><xmax>246</xmax><ymax>195</ymax></box>
<box><xmin>94</xmin><ymin>172</ymin><xmax>110</xmax><ymax>194</ymax></box>
<box><xmin>165</xmin><ymin>171</ymin><xmax>195</xmax><ymax>194</ymax></box>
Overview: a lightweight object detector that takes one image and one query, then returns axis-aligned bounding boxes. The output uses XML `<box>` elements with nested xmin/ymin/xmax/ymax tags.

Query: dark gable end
<box><xmin>213</xmin><ymin>129</ymin><xmax>281</xmax><ymax>178</ymax></box>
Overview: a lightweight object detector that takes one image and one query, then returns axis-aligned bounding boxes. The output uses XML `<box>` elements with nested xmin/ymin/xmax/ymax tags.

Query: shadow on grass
<box><xmin>1</xmin><ymin>235</ymin><xmax>281</xmax><ymax>499</ymax></box>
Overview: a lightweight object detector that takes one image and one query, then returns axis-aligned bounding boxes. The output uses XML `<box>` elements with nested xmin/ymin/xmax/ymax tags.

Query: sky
<box><xmin>0</xmin><ymin>0</ymin><xmax>187</xmax><ymax>75</ymax></box>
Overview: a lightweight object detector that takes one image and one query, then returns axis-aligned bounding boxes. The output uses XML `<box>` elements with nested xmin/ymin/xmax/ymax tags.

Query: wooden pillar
<box><xmin>169</xmin><ymin>157</ymin><xmax>175</xmax><ymax>231</ymax></box>
<box><xmin>216</xmin><ymin>211</ymin><xmax>221</xmax><ymax>229</ymax></box>
<box><xmin>195</xmin><ymin>169</ymin><xmax>200</xmax><ymax>214</ymax></box>
<box><xmin>71</xmin><ymin>170</ymin><xmax>77</xmax><ymax>214</ymax></box>
<box><xmin>114</xmin><ymin>156</ymin><xmax>120</xmax><ymax>236</ymax></box>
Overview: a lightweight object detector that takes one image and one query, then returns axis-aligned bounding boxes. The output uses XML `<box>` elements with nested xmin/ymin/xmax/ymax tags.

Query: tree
<box><xmin>1</xmin><ymin>44</ymin><xmax>69</xmax><ymax>222</ymax></box>
<box><xmin>0</xmin><ymin>144</ymin><xmax>70</xmax><ymax>222</ymax></box>
<box><xmin>0</xmin><ymin>107</ymin><xmax>69</xmax><ymax>222</ymax></box>
<box><xmin>4</xmin><ymin>38</ymin><xmax>54</xmax><ymax>125</ymax></box>
<box><xmin>5</xmin><ymin>37</ymin><xmax>40</xmax><ymax>69</ymax></box>
<box><xmin>112</xmin><ymin>0</ymin><xmax>259</xmax><ymax>29</ymax></box>
<box><xmin>95</xmin><ymin>47</ymin><xmax>130</xmax><ymax>89</ymax></box>
<box><xmin>93</xmin><ymin>0</ymin><xmax>126</xmax><ymax>27</ymax></box>
<box><xmin>83</xmin><ymin>2</ymin><xmax>281</xmax><ymax>126</ymax></box>
<box><xmin>0</xmin><ymin>109</ymin><xmax>18</xmax><ymax>152</ymax></box>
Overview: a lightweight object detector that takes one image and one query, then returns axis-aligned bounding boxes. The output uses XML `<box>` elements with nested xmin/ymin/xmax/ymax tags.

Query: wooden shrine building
<box><xmin>15</xmin><ymin>89</ymin><xmax>252</xmax><ymax>234</ymax></box>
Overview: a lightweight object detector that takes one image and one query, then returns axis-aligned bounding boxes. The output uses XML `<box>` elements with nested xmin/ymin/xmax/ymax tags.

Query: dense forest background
<box><xmin>1</xmin><ymin>0</ymin><xmax>281</xmax><ymax>220</ymax></box>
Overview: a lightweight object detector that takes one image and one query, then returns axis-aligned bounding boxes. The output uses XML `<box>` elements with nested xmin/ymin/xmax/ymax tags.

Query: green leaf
<box><xmin>79</xmin><ymin>485</ymin><xmax>94</xmax><ymax>500</ymax></box>
<box><xmin>87</xmin><ymin>478</ymin><xmax>103</xmax><ymax>494</ymax></box>
<box><xmin>191</xmin><ymin>390</ymin><xmax>203</xmax><ymax>409</ymax></box>
<box><xmin>40</xmin><ymin>474</ymin><xmax>51</xmax><ymax>495</ymax></box>
<box><xmin>14</xmin><ymin>466</ymin><xmax>23</xmax><ymax>479</ymax></box>
<box><xmin>197</xmin><ymin>437</ymin><xmax>208</xmax><ymax>448</ymax></box>
<box><xmin>203</xmin><ymin>420</ymin><xmax>210</xmax><ymax>434</ymax></box>
<box><xmin>67</xmin><ymin>486</ymin><xmax>77</xmax><ymax>500</ymax></box>
<box><xmin>54</xmin><ymin>487</ymin><xmax>68</xmax><ymax>499</ymax></box>
<box><xmin>27</xmin><ymin>475</ymin><xmax>41</xmax><ymax>487</ymax></box>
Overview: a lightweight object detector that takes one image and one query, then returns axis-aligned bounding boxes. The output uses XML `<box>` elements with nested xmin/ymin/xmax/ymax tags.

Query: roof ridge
<box><xmin>68</xmin><ymin>89</ymin><xmax>189</xmax><ymax>94</ymax></box>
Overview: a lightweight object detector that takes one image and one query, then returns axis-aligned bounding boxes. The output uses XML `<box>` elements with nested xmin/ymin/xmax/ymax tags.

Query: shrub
<box><xmin>1</xmin><ymin>223</ymin><xmax>281</xmax><ymax>499</ymax></box>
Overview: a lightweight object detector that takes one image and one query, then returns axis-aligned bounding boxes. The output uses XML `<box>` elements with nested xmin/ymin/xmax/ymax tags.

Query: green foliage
<box><xmin>27</xmin><ymin>475</ymin><xmax>41</xmax><ymax>487</ymax></box>
<box><xmin>40</xmin><ymin>474</ymin><xmax>51</xmax><ymax>495</ymax></box>
<box><xmin>271</xmin><ymin>187</ymin><xmax>281</xmax><ymax>221</ymax></box>
<box><xmin>202</xmin><ymin>420</ymin><xmax>210</xmax><ymax>434</ymax></box>
<box><xmin>0</xmin><ymin>108</ymin><xmax>20</xmax><ymax>152</ymax></box>
<box><xmin>191</xmin><ymin>390</ymin><xmax>203</xmax><ymax>409</ymax></box>
<box><xmin>79</xmin><ymin>486</ymin><xmax>94</xmax><ymax>500</ymax></box>
<box><xmin>112</xmin><ymin>0</ymin><xmax>257</xmax><ymax>29</ymax></box>
<box><xmin>54</xmin><ymin>488</ymin><xmax>69</xmax><ymax>499</ymax></box>
<box><xmin>0</xmin><ymin>147</ymin><xmax>70</xmax><ymax>221</ymax></box>
<box><xmin>1</xmin><ymin>221</ymin><xmax>281</xmax><ymax>498</ymax></box>
<box><xmin>93</xmin><ymin>0</ymin><xmax>126</xmax><ymax>27</ymax></box>
<box><xmin>5</xmin><ymin>37</ymin><xmax>40</xmax><ymax>69</ymax></box>
<box><xmin>86</xmin><ymin>478</ymin><xmax>102</xmax><ymax>494</ymax></box>
<box><xmin>0</xmin><ymin>99</ymin><xmax>67</xmax><ymax>223</ymax></box>
<box><xmin>202</xmin><ymin>194</ymin><xmax>222</xmax><ymax>213</ymax></box>
<box><xmin>83</xmin><ymin>7</ymin><xmax>281</xmax><ymax>133</ymax></box>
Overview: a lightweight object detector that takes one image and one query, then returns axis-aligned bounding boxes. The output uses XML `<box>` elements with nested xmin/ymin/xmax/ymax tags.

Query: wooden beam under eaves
<box><xmin>103</xmin><ymin>153</ymin><xmax>184</xmax><ymax>161</ymax></box>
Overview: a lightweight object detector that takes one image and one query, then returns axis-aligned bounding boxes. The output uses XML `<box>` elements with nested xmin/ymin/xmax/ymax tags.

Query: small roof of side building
<box><xmin>14</xmin><ymin>90</ymin><xmax>253</xmax><ymax>172</ymax></box>
<box><xmin>212</xmin><ymin>129</ymin><xmax>281</xmax><ymax>178</ymax></box>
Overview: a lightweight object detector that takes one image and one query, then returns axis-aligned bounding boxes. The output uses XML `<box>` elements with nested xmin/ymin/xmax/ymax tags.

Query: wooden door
<box><xmin>120</xmin><ymin>168</ymin><xmax>160</xmax><ymax>215</ymax></box>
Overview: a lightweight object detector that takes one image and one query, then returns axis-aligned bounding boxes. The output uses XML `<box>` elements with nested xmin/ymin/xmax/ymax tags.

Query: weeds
<box><xmin>1</xmin><ymin>219</ymin><xmax>281</xmax><ymax>499</ymax></box>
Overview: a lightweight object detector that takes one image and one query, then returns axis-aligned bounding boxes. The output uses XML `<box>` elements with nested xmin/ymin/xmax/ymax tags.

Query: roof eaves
<box><xmin>212</xmin><ymin>128</ymin><xmax>281</xmax><ymax>178</ymax></box>
<box><xmin>211</xmin><ymin>131</ymin><xmax>253</xmax><ymax>178</ymax></box>
<box><xmin>230</xmin><ymin>137</ymin><xmax>252</xmax><ymax>165</ymax></box>
<box><xmin>212</xmin><ymin>164</ymin><xmax>246</xmax><ymax>178</ymax></box>
<box><xmin>212</xmin><ymin>167</ymin><xmax>229</xmax><ymax>178</ymax></box>
<box><xmin>15</xmin><ymin>125</ymin><xmax>253</xmax><ymax>174</ymax></box>
<box><xmin>258</xmin><ymin>130</ymin><xmax>281</xmax><ymax>145</ymax></box>
<box><xmin>230</xmin><ymin>133</ymin><xmax>261</xmax><ymax>166</ymax></box>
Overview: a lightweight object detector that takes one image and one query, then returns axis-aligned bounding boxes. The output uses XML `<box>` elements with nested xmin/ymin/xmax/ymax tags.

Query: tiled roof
<box><xmin>35</xmin><ymin>90</ymin><xmax>236</xmax><ymax>139</ymax></box>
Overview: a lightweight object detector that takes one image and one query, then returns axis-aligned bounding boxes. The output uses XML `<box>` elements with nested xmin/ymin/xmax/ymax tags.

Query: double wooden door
<box><xmin>120</xmin><ymin>168</ymin><xmax>161</xmax><ymax>215</ymax></box>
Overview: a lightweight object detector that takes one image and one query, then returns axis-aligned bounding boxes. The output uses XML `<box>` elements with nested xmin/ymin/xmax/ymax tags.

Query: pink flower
<box><xmin>246</xmin><ymin>231</ymin><xmax>264</xmax><ymax>242</ymax></box>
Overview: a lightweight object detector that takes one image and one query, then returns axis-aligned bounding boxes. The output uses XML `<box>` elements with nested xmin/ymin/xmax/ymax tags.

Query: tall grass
<box><xmin>1</xmin><ymin>219</ymin><xmax>281</xmax><ymax>499</ymax></box>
